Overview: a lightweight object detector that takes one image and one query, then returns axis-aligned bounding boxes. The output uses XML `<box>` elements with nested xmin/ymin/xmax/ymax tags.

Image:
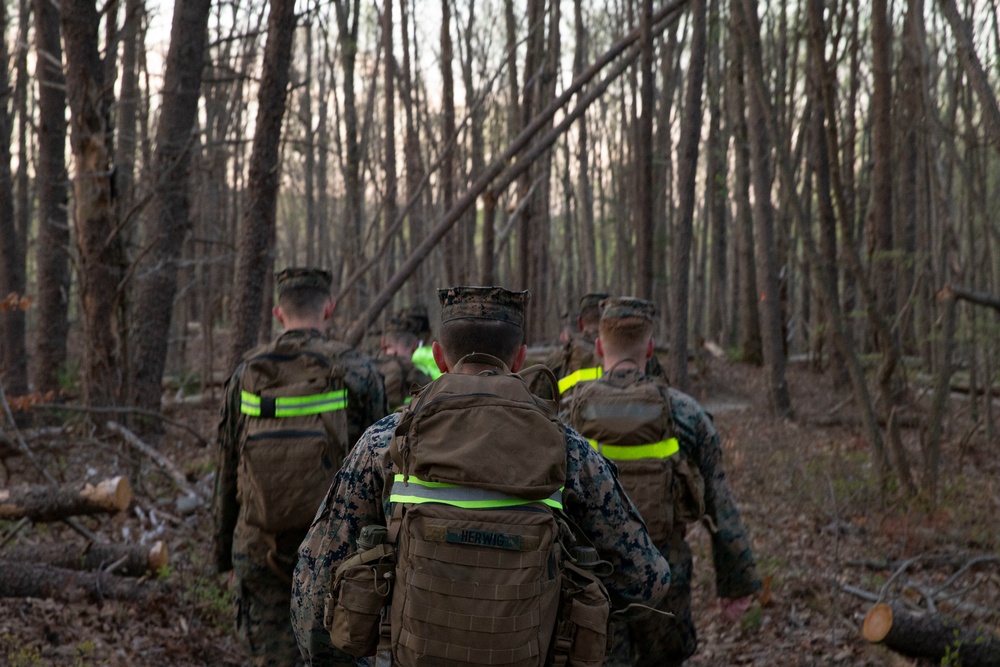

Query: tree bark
<box><xmin>0</xmin><ymin>477</ymin><xmax>132</xmax><ymax>522</ymax></box>
<box><xmin>0</xmin><ymin>560</ymin><xmax>158</xmax><ymax>602</ymax></box>
<box><xmin>634</xmin><ymin>0</ymin><xmax>655</xmax><ymax>300</ymax></box>
<box><xmin>31</xmin><ymin>0</ymin><xmax>70</xmax><ymax>394</ymax></box>
<box><xmin>863</xmin><ymin>602</ymin><xmax>1000</xmax><ymax>666</ymax></box>
<box><xmin>0</xmin><ymin>0</ymin><xmax>28</xmax><ymax>398</ymax></box>
<box><xmin>669</xmin><ymin>0</ymin><xmax>707</xmax><ymax>393</ymax></box>
<box><xmin>705</xmin><ymin>0</ymin><xmax>727</xmax><ymax>347</ymax></box>
<box><xmin>62</xmin><ymin>0</ymin><xmax>128</xmax><ymax>408</ymax></box>
<box><xmin>737</xmin><ymin>0</ymin><xmax>792</xmax><ymax>417</ymax></box>
<box><xmin>129</xmin><ymin>0</ymin><xmax>212</xmax><ymax>414</ymax></box>
<box><xmin>2</xmin><ymin>541</ymin><xmax>168</xmax><ymax>577</ymax></box>
<box><xmin>227</xmin><ymin>0</ymin><xmax>297</xmax><ymax>370</ymax></box>
<box><xmin>573</xmin><ymin>0</ymin><xmax>598</xmax><ymax>291</ymax></box>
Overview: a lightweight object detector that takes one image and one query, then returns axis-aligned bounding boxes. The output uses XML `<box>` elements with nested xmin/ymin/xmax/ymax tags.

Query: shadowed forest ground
<box><xmin>1</xmin><ymin>353</ymin><xmax>997</xmax><ymax>666</ymax></box>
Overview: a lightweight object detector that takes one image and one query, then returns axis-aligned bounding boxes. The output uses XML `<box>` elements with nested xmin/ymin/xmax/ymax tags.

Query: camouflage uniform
<box><xmin>575</xmin><ymin>297</ymin><xmax>759</xmax><ymax>667</ymax></box>
<box><xmin>213</xmin><ymin>269</ymin><xmax>388</xmax><ymax>667</ymax></box>
<box><xmin>291</xmin><ymin>286</ymin><xmax>671</xmax><ymax>666</ymax></box>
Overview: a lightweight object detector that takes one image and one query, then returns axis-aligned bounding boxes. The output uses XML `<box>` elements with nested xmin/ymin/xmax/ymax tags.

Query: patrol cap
<box><xmin>275</xmin><ymin>267</ymin><xmax>332</xmax><ymax>295</ymax></box>
<box><xmin>403</xmin><ymin>304</ymin><xmax>431</xmax><ymax>336</ymax></box>
<box><xmin>600</xmin><ymin>296</ymin><xmax>656</xmax><ymax>322</ymax></box>
<box><xmin>579</xmin><ymin>292</ymin><xmax>610</xmax><ymax>313</ymax></box>
<box><xmin>385</xmin><ymin>311</ymin><xmax>420</xmax><ymax>335</ymax></box>
<box><xmin>438</xmin><ymin>286</ymin><xmax>530</xmax><ymax>329</ymax></box>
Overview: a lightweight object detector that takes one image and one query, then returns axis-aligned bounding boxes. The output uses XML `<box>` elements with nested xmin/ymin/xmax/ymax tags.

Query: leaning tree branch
<box><xmin>943</xmin><ymin>284</ymin><xmax>1000</xmax><ymax>313</ymax></box>
<box><xmin>343</xmin><ymin>0</ymin><xmax>690</xmax><ymax>346</ymax></box>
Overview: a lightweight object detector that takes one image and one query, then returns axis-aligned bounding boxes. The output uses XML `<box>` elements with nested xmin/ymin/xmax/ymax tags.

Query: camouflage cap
<box><xmin>385</xmin><ymin>310</ymin><xmax>421</xmax><ymax>335</ymax></box>
<box><xmin>600</xmin><ymin>296</ymin><xmax>656</xmax><ymax>322</ymax></box>
<box><xmin>403</xmin><ymin>304</ymin><xmax>431</xmax><ymax>335</ymax></box>
<box><xmin>275</xmin><ymin>267</ymin><xmax>332</xmax><ymax>295</ymax></box>
<box><xmin>579</xmin><ymin>292</ymin><xmax>611</xmax><ymax>313</ymax></box>
<box><xmin>437</xmin><ymin>286</ymin><xmax>530</xmax><ymax>329</ymax></box>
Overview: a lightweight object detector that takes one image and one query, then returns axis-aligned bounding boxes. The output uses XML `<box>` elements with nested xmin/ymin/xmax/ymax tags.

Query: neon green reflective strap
<box><xmin>411</xmin><ymin>346</ymin><xmax>443</xmax><ymax>380</ymax></box>
<box><xmin>587</xmin><ymin>437</ymin><xmax>680</xmax><ymax>461</ymax></box>
<box><xmin>558</xmin><ymin>367</ymin><xmax>603</xmax><ymax>394</ymax></box>
<box><xmin>239</xmin><ymin>389</ymin><xmax>347</xmax><ymax>417</ymax></box>
<box><xmin>390</xmin><ymin>474</ymin><xmax>563</xmax><ymax>510</ymax></box>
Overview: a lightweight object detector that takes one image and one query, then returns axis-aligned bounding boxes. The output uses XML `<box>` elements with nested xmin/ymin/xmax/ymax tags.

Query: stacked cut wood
<box><xmin>863</xmin><ymin>602</ymin><xmax>1000</xmax><ymax>667</ymax></box>
<box><xmin>0</xmin><ymin>476</ymin><xmax>171</xmax><ymax>602</ymax></box>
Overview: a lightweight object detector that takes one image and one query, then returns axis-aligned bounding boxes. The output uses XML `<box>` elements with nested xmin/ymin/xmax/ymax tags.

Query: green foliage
<box><xmin>739</xmin><ymin>605</ymin><xmax>763</xmax><ymax>634</ymax></box>
<box><xmin>57</xmin><ymin>359</ymin><xmax>81</xmax><ymax>394</ymax></box>
<box><xmin>2</xmin><ymin>634</ymin><xmax>43</xmax><ymax>667</ymax></box>
<box><xmin>185</xmin><ymin>574</ymin><xmax>234</xmax><ymax>630</ymax></box>
<box><xmin>940</xmin><ymin>628</ymin><xmax>962</xmax><ymax>666</ymax></box>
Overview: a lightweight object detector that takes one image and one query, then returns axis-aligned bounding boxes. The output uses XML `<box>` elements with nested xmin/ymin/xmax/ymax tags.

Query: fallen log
<box><xmin>106</xmin><ymin>421</ymin><xmax>205</xmax><ymax>502</ymax></box>
<box><xmin>0</xmin><ymin>476</ymin><xmax>132</xmax><ymax>522</ymax></box>
<box><xmin>863</xmin><ymin>602</ymin><xmax>1000</xmax><ymax>666</ymax></box>
<box><xmin>0</xmin><ymin>559</ymin><xmax>158</xmax><ymax>602</ymax></box>
<box><xmin>1</xmin><ymin>540</ymin><xmax>167</xmax><ymax>577</ymax></box>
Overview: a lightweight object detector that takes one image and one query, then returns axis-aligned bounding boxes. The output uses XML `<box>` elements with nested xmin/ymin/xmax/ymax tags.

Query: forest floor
<box><xmin>1</xmin><ymin>352</ymin><xmax>998</xmax><ymax>666</ymax></box>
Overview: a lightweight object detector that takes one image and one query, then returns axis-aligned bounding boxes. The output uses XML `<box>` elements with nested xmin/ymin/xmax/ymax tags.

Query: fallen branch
<box><xmin>107</xmin><ymin>421</ymin><xmax>205</xmax><ymax>502</ymax></box>
<box><xmin>0</xmin><ymin>559</ymin><xmax>159</xmax><ymax>602</ymax></box>
<box><xmin>0</xmin><ymin>476</ymin><xmax>132</xmax><ymax>522</ymax></box>
<box><xmin>863</xmin><ymin>602</ymin><xmax>1000</xmax><ymax>666</ymax></box>
<box><xmin>1</xmin><ymin>540</ymin><xmax>168</xmax><ymax>577</ymax></box>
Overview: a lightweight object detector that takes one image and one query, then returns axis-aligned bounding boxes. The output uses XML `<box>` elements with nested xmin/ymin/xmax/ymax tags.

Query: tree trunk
<box><xmin>634</xmin><ymin>0</ymin><xmax>655</xmax><ymax>300</ymax></box>
<box><xmin>382</xmin><ymin>1</ymin><xmax>397</xmax><ymax>289</ymax></box>
<box><xmin>573</xmin><ymin>0</ymin><xmax>597</xmax><ymax>292</ymax></box>
<box><xmin>0</xmin><ymin>477</ymin><xmax>132</xmax><ymax>522</ymax></box>
<box><xmin>2</xmin><ymin>541</ymin><xmax>168</xmax><ymax>577</ymax></box>
<box><xmin>228</xmin><ymin>0</ymin><xmax>297</xmax><ymax>370</ymax></box>
<box><xmin>129</xmin><ymin>0</ymin><xmax>212</xmax><ymax>414</ymax></box>
<box><xmin>738</xmin><ymin>0</ymin><xmax>792</xmax><ymax>417</ymax></box>
<box><xmin>669</xmin><ymin>0</ymin><xmax>707</xmax><ymax>393</ymax></box>
<box><xmin>31</xmin><ymin>0</ymin><xmax>71</xmax><ymax>394</ymax></box>
<box><xmin>727</xmin><ymin>5</ymin><xmax>762</xmax><ymax>366</ymax></box>
<box><xmin>0</xmin><ymin>0</ymin><xmax>27</xmax><ymax>398</ymax></box>
<box><xmin>440</xmin><ymin>0</ymin><xmax>458</xmax><ymax>285</ymax></box>
<box><xmin>61</xmin><ymin>0</ymin><xmax>127</xmax><ymax>408</ymax></box>
<box><xmin>705</xmin><ymin>0</ymin><xmax>727</xmax><ymax>347</ymax></box>
<box><xmin>0</xmin><ymin>560</ymin><xmax>158</xmax><ymax>602</ymax></box>
<box><xmin>863</xmin><ymin>602</ymin><xmax>1000</xmax><ymax>666</ymax></box>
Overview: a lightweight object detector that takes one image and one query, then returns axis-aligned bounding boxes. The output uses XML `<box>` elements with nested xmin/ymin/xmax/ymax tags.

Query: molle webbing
<box><xmin>239</xmin><ymin>389</ymin><xmax>347</xmax><ymax>418</ymax></box>
<box><xmin>397</xmin><ymin>629</ymin><xmax>540</xmax><ymax>665</ymax></box>
<box><xmin>587</xmin><ymin>437</ymin><xmax>680</xmax><ymax>461</ymax></box>
<box><xmin>390</xmin><ymin>474</ymin><xmax>563</xmax><ymax>510</ymax></box>
<box><xmin>558</xmin><ymin>367</ymin><xmax>602</xmax><ymax>394</ymax></box>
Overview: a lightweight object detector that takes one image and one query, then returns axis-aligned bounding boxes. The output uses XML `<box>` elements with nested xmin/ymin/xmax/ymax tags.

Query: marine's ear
<box><xmin>431</xmin><ymin>341</ymin><xmax>450</xmax><ymax>374</ymax></box>
<box><xmin>510</xmin><ymin>344</ymin><xmax>528</xmax><ymax>373</ymax></box>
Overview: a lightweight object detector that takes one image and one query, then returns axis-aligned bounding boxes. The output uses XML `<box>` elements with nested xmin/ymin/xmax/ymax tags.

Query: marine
<box><xmin>212</xmin><ymin>267</ymin><xmax>387</xmax><ymax>666</ymax></box>
<box><xmin>373</xmin><ymin>311</ymin><xmax>432</xmax><ymax>411</ymax></box>
<box><xmin>568</xmin><ymin>296</ymin><xmax>760</xmax><ymax>666</ymax></box>
<box><xmin>291</xmin><ymin>286</ymin><xmax>671</xmax><ymax>666</ymax></box>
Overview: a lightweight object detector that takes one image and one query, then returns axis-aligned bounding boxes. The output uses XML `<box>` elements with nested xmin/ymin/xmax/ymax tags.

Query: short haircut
<box><xmin>579</xmin><ymin>304</ymin><xmax>602</xmax><ymax>329</ymax></box>
<box><xmin>438</xmin><ymin>319</ymin><xmax>524</xmax><ymax>366</ymax></box>
<box><xmin>599</xmin><ymin>316</ymin><xmax>653</xmax><ymax>354</ymax></box>
<box><xmin>278</xmin><ymin>287</ymin><xmax>329</xmax><ymax>320</ymax></box>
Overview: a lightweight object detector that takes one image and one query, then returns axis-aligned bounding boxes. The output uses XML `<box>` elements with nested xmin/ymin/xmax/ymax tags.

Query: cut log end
<box><xmin>863</xmin><ymin>602</ymin><xmax>893</xmax><ymax>643</ymax></box>
<box><xmin>80</xmin><ymin>476</ymin><xmax>132</xmax><ymax>512</ymax></box>
<box><xmin>148</xmin><ymin>541</ymin><xmax>169</xmax><ymax>572</ymax></box>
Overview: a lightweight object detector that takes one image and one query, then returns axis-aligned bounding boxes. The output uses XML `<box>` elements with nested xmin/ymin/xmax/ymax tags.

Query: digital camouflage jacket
<box><xmin>290</xmin><ymin>412</ymin><xmax>672</xmax><ymax>666</ymax></box>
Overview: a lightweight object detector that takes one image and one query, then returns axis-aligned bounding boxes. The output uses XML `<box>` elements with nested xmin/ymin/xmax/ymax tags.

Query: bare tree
<box><xmin>228</xmin><ymin>0</ymin><xmax>298</xmax><ymax>370</ymax></box>
<box><xmin>668</xmin><ymin>0</ymin><xmax>707</xmax><ymax>392</ymax></box>
<box><xmin>61</xmin><ymin>0</ymin><xmax>127</xmax><ymax>407</ymax></box>
<box><xmin>128</xmin><ymin>0</ymin><xmax>212</xmax><ymax>413</ymax></box>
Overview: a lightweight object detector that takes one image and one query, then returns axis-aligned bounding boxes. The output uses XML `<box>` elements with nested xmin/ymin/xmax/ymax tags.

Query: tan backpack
<box><xmin>569</xmin><ymin>375</ymin><xmax>704</xmax><ymax>544</ymax></box>
<box><xmin>237</xmin><ymin>333</ymin><xmax>350</xmax><ymax>533</ymax></box>
<box><xmin>375</xmin><ymin>355</ymin><xmax>407</xmax><ymax>411</ymax></box>
<box><xmin>327</xmin><ymin>354</ymin><xmax>611</xmax><ymax>666</ymax></box>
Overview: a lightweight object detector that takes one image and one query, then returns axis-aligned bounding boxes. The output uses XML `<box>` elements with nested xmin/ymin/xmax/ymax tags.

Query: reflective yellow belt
<box><xmin>390</xmin><ymin>474</ymin><xmax>564</xmax><ymax>510</ymax></box>
<box><xmin>240</xmin><ymin>389</ymin><xmax>347</xmax><ymax>418</ymax></box>
<box><xmin>558</xmin><ymin>367</ymin><xmax>603</xmax><ymax>394</ymax></box>
<box><xmin>587</xmin><ymin>437</ymin><xmax>680</xmax><ymax>461</ymax></box>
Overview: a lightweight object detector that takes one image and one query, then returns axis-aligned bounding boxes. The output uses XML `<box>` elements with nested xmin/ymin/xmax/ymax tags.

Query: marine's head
<box><xmin>595</xmin><ymin>296</ymin><xmax>655</xmax><ymax>369</ymax></box>
<box><xmin>273</xmin><ymin>267</ymin><xmax>334</xmax><ymax>330</ymax></box>
<box><xmin>432</xmin><ymin>286</ymin><xmax>530</xmax><ymax>373</ymax></box>
<box><xmin>577</xmin><ymin>291</ymin><xmax>610</xmax><ymax>333</ymax></box>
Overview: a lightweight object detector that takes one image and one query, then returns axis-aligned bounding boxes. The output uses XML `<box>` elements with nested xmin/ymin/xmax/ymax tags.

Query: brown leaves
<box><xmin>8</xmin><ymin>391</ymin><xmax>57</xmax><ymax>412</ymax></box>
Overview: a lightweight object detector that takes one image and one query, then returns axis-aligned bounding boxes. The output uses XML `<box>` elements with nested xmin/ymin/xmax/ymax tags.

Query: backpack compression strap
<box><xmin>390</xmin><ymin>475</ymin><xmax>564</xmax><ymax>510</ymax></box>
<box><xmin>587</xmin><ymin>437</ymin><xmax>679</xmax><ymax>461</ymax></box>
<box><xmin>557</xmin><ymin>367</ymin><xmax>603</xmax><ymax>394</ymax></box>
<box><xmin>240</xmin><ymin>389</ymin><xmax>347</xmax><ymax>418</ymax></box>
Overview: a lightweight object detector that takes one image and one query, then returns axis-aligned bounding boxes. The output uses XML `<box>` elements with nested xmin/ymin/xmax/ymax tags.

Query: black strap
<box><xmin>259</xmin><ymin>396</ymin><xmax>277</xmax><ymax>419</ymax></box>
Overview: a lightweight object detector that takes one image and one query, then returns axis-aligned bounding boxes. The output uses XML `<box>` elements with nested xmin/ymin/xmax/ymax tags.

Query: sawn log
<box><xmin>863</xmin><ymin>602</ymin><xmax>1000</xmax><ymax>666</ymax></box>
<box><xmin>0</xmin><ymin>559</ymin><xmax>158</xmax><ymax>602</ymax></box>
<box><xmin>1</xmin><ymin>540</ymin><xmax>167</xmax><ymax>577</ymax></box>
<box><xmin>0</xmin><ymin>476</ymin><xmax>132</xmax><ymax>521</ymax></box>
